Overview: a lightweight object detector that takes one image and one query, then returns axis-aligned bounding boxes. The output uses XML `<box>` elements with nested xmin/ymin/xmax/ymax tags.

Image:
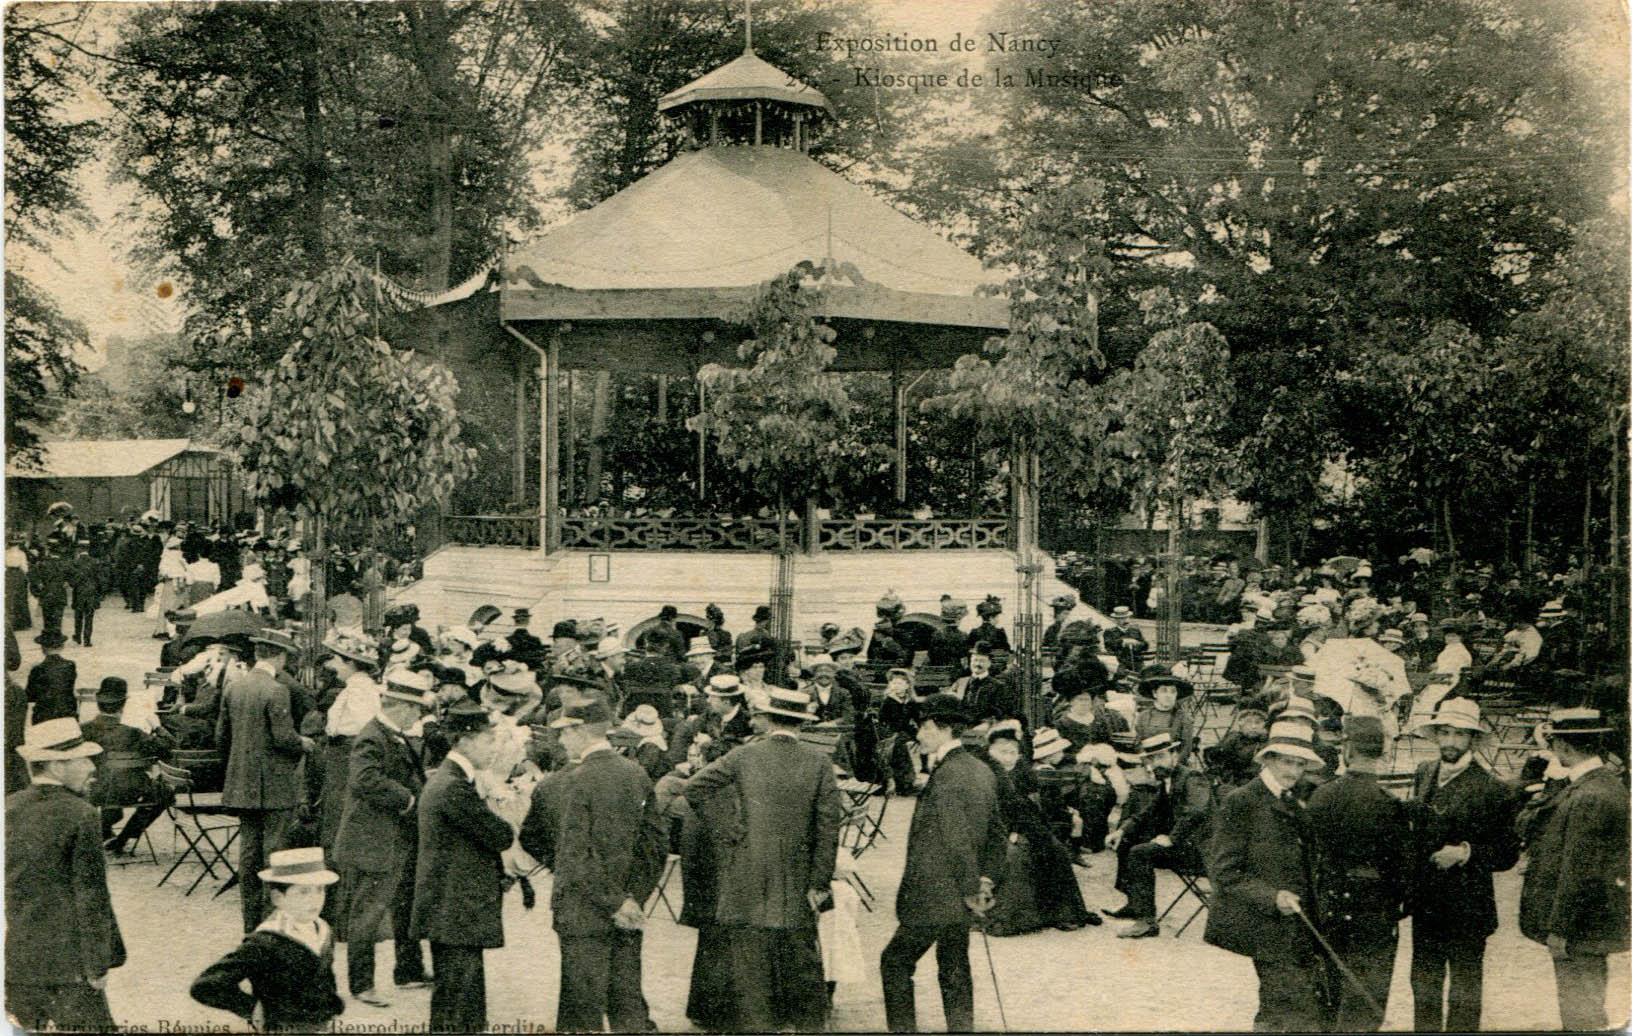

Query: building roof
<box><xmin>503</xmin><ymin>146</ymin><xmax>998</xmax><ymax>301</ymax></box>
<box><xmin>6</xmin><ymin>439</ymin><xmax>211</xmax><ymax>479</ymax></box>
<box><xmin>658</xmin><ymin>50</ymin><xmax>833</xmax><ymax>114</ymax></box>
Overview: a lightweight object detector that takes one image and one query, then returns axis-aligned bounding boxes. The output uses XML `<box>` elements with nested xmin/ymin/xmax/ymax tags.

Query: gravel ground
<box><xmin>26</xmin><ymin>601</ymin><xmax>1629</xmax><ymax>1032</ymax></box>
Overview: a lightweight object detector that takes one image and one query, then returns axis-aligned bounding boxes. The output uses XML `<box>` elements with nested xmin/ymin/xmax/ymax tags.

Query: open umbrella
<box><xmin>181</xmin><ymin>608</ymin><xmax>269</xmax><ymax>647</ymax></box>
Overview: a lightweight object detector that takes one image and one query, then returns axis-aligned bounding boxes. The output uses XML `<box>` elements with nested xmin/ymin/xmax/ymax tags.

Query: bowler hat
<box><xmin>249</xmin><ymin>628</ymin><xmax>299</xmax><ymax>654</ymax></box>
<box><xmin>551</xmin><ymin>620</ymin><xmax>578</xmax><ymax>639</ymax></box>
<box><xmin>34</xmin><ymin>630</ymin><xmax>66</xmax><ymax>649</ymax></box>
<box><xmin>551</xmin><ymin>699</ymin><xmax>612</xmax><ymax>728</ymax></box>
<box><xmin>95</xmin><ymin>677</ymin><xmax>129</xmax><ymax>709</ymax></box>
<box><xmin>918</xmin><ymin>693</ymin><xmax>971</xmax><ymax>727</ymax></box>
<box><xmin>442</xmin><ymin>699</ymin><xmax>493</xmax><ymax>736</ymax></box>
<box><xmin>752</xmin><ymin>605</ymin><xmax>773</xmax><ymax>623</ymax></box>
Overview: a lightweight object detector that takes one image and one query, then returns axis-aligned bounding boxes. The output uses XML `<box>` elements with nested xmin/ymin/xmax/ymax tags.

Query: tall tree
<box><xmin>4</xmin><ymin>5</ymin><xmax>100</xmax><ymax>462</ymax></box>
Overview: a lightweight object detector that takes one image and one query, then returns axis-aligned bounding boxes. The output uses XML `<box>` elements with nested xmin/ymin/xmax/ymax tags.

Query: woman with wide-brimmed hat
<box><xmin>1134</xmin><ymin>665</ymin><xmax>1196</xmax><ymax>766</ymax></box>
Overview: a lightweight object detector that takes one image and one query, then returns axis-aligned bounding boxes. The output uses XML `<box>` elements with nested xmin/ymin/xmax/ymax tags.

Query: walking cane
<box><xmin>975</xmin><ymin>919</ymin><xmax>1009</xmax><ymax>1032</ymax></box>
<box><xmin>1292</xmin><ymin>906</ymin><xmax>1386</xmax><ymax>1020</ymax></box>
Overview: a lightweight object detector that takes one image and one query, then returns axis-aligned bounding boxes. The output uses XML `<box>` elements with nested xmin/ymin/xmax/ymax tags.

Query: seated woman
<box><xmin>1134</xmin><ymin>667</ymin><xmax>1197</xmax><ymax>767</ymax></box>
<box><xmin>983</xmin><ymin>725</ymin><xmax>1097</xmax><ymax>936</ymax></box>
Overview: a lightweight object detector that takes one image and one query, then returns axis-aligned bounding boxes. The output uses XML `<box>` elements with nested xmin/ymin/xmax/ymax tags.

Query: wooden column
<box><xmin>512</xmin><ymin>356</ymin><xmax>527</xmax><ymax>505</ymax></box>
<box><xmin>563</xmin><ymin>370</ymin><xmax>576</xmax><ymax>506</ymax></box>
<box><xmin>542</xmin><ymin>328</ymin><xmax>563</xmax><ymax>553</ymax></box>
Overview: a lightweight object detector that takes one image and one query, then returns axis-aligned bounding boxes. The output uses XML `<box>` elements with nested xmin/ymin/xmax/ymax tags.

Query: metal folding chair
<box><xmin>156</xmin><ymin>759</ymin><xmax>245</xmax><ymax>896</ymax></box>
<box><xmin>836</xmin><ymin>776</ymin><xmax>890</xmax><ymax>859</ymax></box>
<box><xmin>1155</xmin><ymin>868</ymin><xmax>1211</xmax><ymax>937</ymax></box>
<box><xmin>644</xmin><ymin>852</ymin><xmax>682</xmax><ymax>921</ymax></box>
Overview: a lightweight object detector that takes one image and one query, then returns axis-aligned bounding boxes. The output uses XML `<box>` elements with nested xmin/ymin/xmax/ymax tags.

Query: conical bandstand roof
<box><xmin>503</xmin><ymin>146</ymin><xmax>1004</xmax><ymax>330</ymax></box>
<box><xmin>657</xmin><ymin>49</ymin><xmax>834</xmax><ymax>114</ymax></box>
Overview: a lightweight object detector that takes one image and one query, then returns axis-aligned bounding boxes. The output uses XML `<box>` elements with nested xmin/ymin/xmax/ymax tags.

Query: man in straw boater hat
<box><xmin>522</xmin><ymin>699</ymin><xmax>667</xmax><ymax>1033</ymax></box>
<box><xmin>6</xmin><ymin>718</ymin><xmax>126</xmax><ymax>1031</ymax></box>
<box><xmin>218</xmin><ymin>626</ymin><xmax>318</xmax><ymax>933</ymax></box>
<box><xmin>410</xmin><ymin>699</ymin><xmax>515</xmax><ymax>1034</ymax></box>
<box><xmin>1203</xmin><ymin>718</ymin><xmax>1327</xmax><ymax>1032</ymax></box>
<box><xmin>334</xmin><ymin>666</ymin><xmax>436</xmax><ymax>1008</ymax></box>
<box><xmin>1304</xmin><ymin>715</ymin><xmax>1409</xmax><ymax>1032</ymax></box>
<box><xmin>1405</xmin><ymin>697</ymin><xmax>1520</xmax><ymax>1032</ymax></box>
<box><xmin>1104</xmin><ymin>731</ymin><xmax>1214</xmax><ymax>939</ymax></box>
<box><xmin>880</xmin><ymin>693</ymin><xmax>1008</xmax><ymax>1033</ymax></box>
<box><xmin>190</xmin><ymin>846</ymin><xmax>345</xmax><ymax>1031</ymax></box>
<box><xmin>683</xmin><ymin>686</ymin><xmax>843</xmax><ymax>1031</ymax></box>
<box><xmin>1518</xmin><ymin>707</ymin><xmax>1629</xmax><ymax>1031</ymax></box>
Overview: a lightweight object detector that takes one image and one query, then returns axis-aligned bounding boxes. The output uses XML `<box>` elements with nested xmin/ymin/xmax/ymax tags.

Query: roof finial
<box><xmin>744</xmin><ymin>0</ymin><xmax>753</xmax><ymax>54</ymax></box>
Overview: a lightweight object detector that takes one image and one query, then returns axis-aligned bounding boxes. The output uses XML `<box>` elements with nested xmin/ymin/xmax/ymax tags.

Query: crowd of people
<box><xmin>4</xmin><ymin>507</ymin><xmax>1627</xmax><ymax>1033</ymax></box>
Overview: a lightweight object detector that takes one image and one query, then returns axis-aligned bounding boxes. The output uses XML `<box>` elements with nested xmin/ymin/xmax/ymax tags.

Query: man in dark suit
<box><xmin>82</xmin><ymin>677</ymin><xmax>176</xmax><ymax>853</ymax></box>
<box><xmin>684</xmin><ymin>687</ymin><xmax>843</xmax><ymax>1031</ymax></box>
<box><xmin>954</xmin><ymin>642</ymin><xmax>1026</xmax><ymax>730</ymax></box>
<box><xmin>411</xmin><ymin>700</ymin><xmax>514</xmax><ymax>1035</ymax></box>
<box><xmin>1104</xmin><ymin>732</ymin><xmax>1213</xmax><ymax>938</ymax></box>
<box><xmin>1518</xmin><ymin>708</ymin><xmax>1629</xmax><ymax>1031</ymax></box>
<box><xmin>68</xmin><ymin>543</ymin><xmax>103</xmax><ymax>647</ymax></box>
<box><xmin>1406</xmin><ymin>697</ymin><xmax>1519</xmax><ymax>1032</ymax></box>
<box><xmin>216</xmin><ymin>628</ymin><xmax>315</xmax><ymax>932</ymax></box>
<box><xmin>880</xmin><ymin>693</ymin><xmax>1007</xmax><ymax>1033</ymax></box>
<box><xmin>1306</xmin><ymin>715</ymin><xmax>1409</xmax><ymax>1031</ymax></box>
<box><xmin>1204</xmin><ymin>720</ymin><xmax>1326</xmax><ymax>1033</ymax></box>
<box><xmin>532</xmin><ymin>696</ymin><xmax>667</xmax><ymax>1033</ymax></box>
<box><xmin>28</xmin><ymin>541</ymin><xmax>70</xmax><ymax>640</ymax></box>
<box><xmin>24</xmin><ymin>630</ymin><xmax>76</xmax><ymax>724</ymax></box>
<box><xmin>335</xmin><ymin>670</ymin><xmax>434</xmax><ymax>1008</ymax></box>
<box><xmin>505</xmin><ymin>608</ymin><xmax>547</xmax><ymax>670</ymax></box>
<box><xmin>5</xmin><ymin>718</ymin><xmax>126</xmax><ymax>1030</ymax></box>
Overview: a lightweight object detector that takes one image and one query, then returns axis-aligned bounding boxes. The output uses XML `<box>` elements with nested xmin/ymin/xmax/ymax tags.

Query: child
<box><xmin>190</xmin><ymin>847</ymin><xmax>345</xmax><ymax>1031</ymax></box>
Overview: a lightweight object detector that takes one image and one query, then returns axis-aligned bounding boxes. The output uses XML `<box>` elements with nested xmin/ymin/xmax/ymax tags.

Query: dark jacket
<box><xmin>190</xmin><ymin>927</ymin><xmax>344</xmax><ymax>1031</ymax></box>
<box><xmin>25</xmin><ymin>655</ymin><xmax>78</xmax><ymax>724</ymax></box>
<box><xmin>1518</xmin><ymin>764</ymin><xmax>1630</xmax><ymax>955</ymax></box>
<box><xmin>684</xmin><ymin>733</ymin><xmax>843</xmax><ymax>929</ymax></box>
<box><xmin>83</xmin><ymin>713</ymin><xmax>174</xmax><ymax>806</ymax></box>
<box><xmin>1409</xmin><ymin>760</ymin><xmax>1519</xmax><ymax>939</ymax></box>
<box><xmin>68</xmin><ymin>554</ymin><xmax>103</xmax><ymax>611</ymax></box>
<box><xmin>927</xmin><ymin>624</ymin><xmax>968</xmax><ymax>668</ymax></box>
<box><xmin>28</xmin><ymin>555</ymin><xmax>68</xmax><ymax>607</ymax></box>
<box><xmin>806</xmin><ymin>681</ymin><xmax>854</xmax><ymax>725</ymax></box>
<box><xmin>410</xmin><ymin>757</ymin><xmax>514</xmax><ymax>947</ymax></box>
<box><xmin>215</xmin><ymin>666</ymin><xmax>306</xmax><ymax>810</ymax></box>
<box><xmin>960</xmin><ymin>674</ymin><xmax>1025</xmax><ymax>728</ymax></box>
<box><xmin>1306</xmin><ymin>772</ymin><xmax>1410</xmax><ymax>946</ymax></box>
<box><xmin>537</xmin><ymin>748</ymin><xmax>666</xmax><ymax>937</ymax></box>
<box><xmin>895</xmin><ymin>745</ymin><xmax>1008</xmax><ymax>927</ymax></box>
<box><xmin>1117</xmin><ymin>765</ymin><xmax>1212</xmax><ymax>854</ymax></box>
<box><xmin>1204</xmin><ymin>776</ymin><xmax>1317</xmax><ymax>963</ymax></box>
<box><xmin>334</xmin><ymin>718</ymin><xmax>424</xmax><ymax>873</ymax></box>
<box><xmin>5</xmin><ymin>784</ymin><xmax>127</xmax><ymax>980</ymax></box>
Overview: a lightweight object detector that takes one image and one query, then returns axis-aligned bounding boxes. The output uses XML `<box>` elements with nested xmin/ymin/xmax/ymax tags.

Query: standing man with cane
<box><xmin>880</xmin><ymin>694</ymin><xmax>1007</xmax><ymax>1033</ymax></box>
<box><xmin>1204</xmin><ymin>719</ymin><xmax>1327</xmax><ymax>1032</ymax></box>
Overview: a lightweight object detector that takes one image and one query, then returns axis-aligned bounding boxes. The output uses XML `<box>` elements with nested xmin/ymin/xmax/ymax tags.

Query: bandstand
<box><xmin>391</xmin><ymin>45</ymin><xmax>1074</xmax><ymax>653</ymax></box>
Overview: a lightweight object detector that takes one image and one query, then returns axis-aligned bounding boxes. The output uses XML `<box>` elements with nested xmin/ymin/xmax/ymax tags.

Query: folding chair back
<box><xmin>172</xmin><ymin>748</ymin><xmax>225</xmax><ymax>794</ymax></box>
<box><xmin>158</xmin><ymin>755</ymin><xmax>243</xmax><ymax>895</ymax></box>
<box><xmin>644</xmin><ymin>853</ymin><xmax>682</xmax><ymax>921</ymax></box>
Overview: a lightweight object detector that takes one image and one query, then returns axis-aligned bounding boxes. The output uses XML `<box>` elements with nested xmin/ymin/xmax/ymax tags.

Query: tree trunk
<box><xmin>405</xmin><ymin>2</ymin><xmax>456</xmax><ymax>290</ymax></box>
<box><xmin>1524</xmin><ymin>478</ymin><xmax>1536</xmax><ymax>573</ymax></box>
<box><xmin>295</xmin><ymin>14</ymin><xmax>327</xmax><ymax>273</ymax></box>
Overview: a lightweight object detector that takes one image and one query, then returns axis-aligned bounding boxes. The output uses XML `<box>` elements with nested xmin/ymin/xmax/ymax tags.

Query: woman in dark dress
<box><xmin>983</xmin><ymin>726</ymin><xmax>1096</xmax><ymax>935</ymax></box>
<box><xmin>678</xmin><ymin>737</ymin><xmax>738</xmax><ymax>1030</ymax></box>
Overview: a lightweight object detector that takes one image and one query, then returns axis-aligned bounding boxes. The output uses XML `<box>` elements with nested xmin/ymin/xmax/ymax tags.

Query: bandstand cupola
<box><xmin>657</xmin><ymin>39</ymin><xmax>834</xmax><ymax>152</ymax></box>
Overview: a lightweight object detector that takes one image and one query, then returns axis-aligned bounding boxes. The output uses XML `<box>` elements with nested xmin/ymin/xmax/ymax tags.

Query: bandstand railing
<box><xmin>442</xmin><ymin>514</ymin><xmax>542</xmax><ymax>548</ymax></box>
<box><xmin>441</xmin><ymin>513</ymin><xmax>1013</xmax><ymax>553</ymax></box>
<box><xmin>817</xmin><ymin>518</ymin><xmax>1011</xmax><ymax>551</ymax></box>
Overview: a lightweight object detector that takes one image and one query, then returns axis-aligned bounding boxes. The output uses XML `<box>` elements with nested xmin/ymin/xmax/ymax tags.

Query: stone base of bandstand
<box><xmin>398</xmin><ymin>545</ymin><xmax>1076</xmax><ymax>646</ymax></box>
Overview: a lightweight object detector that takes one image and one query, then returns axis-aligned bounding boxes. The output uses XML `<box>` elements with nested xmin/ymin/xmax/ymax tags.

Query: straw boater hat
<box><xmin>756</xmin><ymin>688</ymin><xmax>814</xmax><ymax>722</ymax></box>
<box><xmin>1538</xmin><ymin>600</ymin><xmax>1567</xmax><ymax>620</ymax></box>
<box><xmin>685</xmin><ymin>636</ymin><xmax>715</xmax><ymax>658</ymax></box>
<box><xmin>16</xmin><ymin>718</ymin><xmax>103</xmax><ymax>762</ymax></box>
<box><xmin>259</xmin><ymin>846</ymin><xmax>338</xmax><ymax>886</ymax></box>
<box><xmin>443</xmin><ymin>626</ymin><xmax>481</xmax><ymax>651</ymax></box>
<box><xmin>250</xmin><ymin>628</ymin><xmax>300</xmax><ymax>655</ymax></box>
<box><xmin>1110</xmin><ymin>606</ymin><xmax>1134</xmax><ymax>620</ymax></box>
<box><xmin>1137</xmin><ymin>732</ymin><xmax>1180</xmax><ymax>758</ymax></box>
<box><xmin>1377</xmin><ymin>628</ymin><xmax>1405</xmax><ymax>647</ymax></box>
<box><xmin>595</xmin><ymin>636</ymin><xmax>630</xmax><ymax>661</ymax></box>
<box><xmin>382</xmin><ymin>666</ymin><xmax>435</xmax><ymax>707</ymax></box>
<box><xmin>1543</xmin><ymin>707</ymin><xmax>1615</xmax><ymax>739</ymax></box>
<box><xmin>1410</xmin><ymin>698</ymin><xmax>1493</xmax><ymax>746</ymax></box>
<box><xmin>1254</xmin><ymin>720</ymin><xmax>1324</xmax><ymax>764</ymax></box>
<box><xmin>1031</xmin><ymin>727</ymin><xmax>1070</xmax><ymax>760</ymax></box>
<box><xmin>705</xmin><ymin>673</ymin><xmax>743</xmax><ymax>697</ymax></box>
